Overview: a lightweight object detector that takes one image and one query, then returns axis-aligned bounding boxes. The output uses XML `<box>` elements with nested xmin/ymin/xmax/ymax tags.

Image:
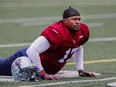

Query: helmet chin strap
<box><xmin>18</xmin><ymin>66</ymin><xmax>22</xmax><ymax>71</ymax></box>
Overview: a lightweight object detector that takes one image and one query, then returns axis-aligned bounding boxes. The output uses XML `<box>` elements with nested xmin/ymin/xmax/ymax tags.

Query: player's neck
<box><xmin>69</xmin><ymin>29</ymin><xmax>78</xmax><ymax>37</ymax></box>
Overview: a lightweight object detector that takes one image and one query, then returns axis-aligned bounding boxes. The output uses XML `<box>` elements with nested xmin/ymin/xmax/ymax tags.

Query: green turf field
<box><xmin>0</xmin><ymin>0</ymin><xmax>116</xmax><ymax>87</ymax></box>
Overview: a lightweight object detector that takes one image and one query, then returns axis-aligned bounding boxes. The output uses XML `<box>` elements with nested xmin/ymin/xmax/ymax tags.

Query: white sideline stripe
<box><xmin>0</xmin><ymin>13</ymin><xmax>116</xmax><ymax>24</ymax></box>
<box><xmin>0</xmin><ymin>37</ymin><xmax>116</xmax><ymax>48</ymax></box>
<box><xmin>19</xmin><ymin>77</ymin><xmax>116</xmax><ymax>87</ymax></box>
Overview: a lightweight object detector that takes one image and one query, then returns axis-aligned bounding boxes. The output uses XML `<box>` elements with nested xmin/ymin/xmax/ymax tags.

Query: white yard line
<box><xmin>22</xmin><ymin>22</ymin><xmax>104</xmax><ymax>27</ymax></box>
<box><xmin>108</xmin><ymin>82</ymin><xmax>116</xmax><ymax>87</ymax></box>
<box><xmin>0</xmin><ymin>37</ymin><xmax>116</xmax><ymax>48</ymax></box>
<box><xmin>0</xmin><ymin>13</ymin><xmax>115</xmax><ymax>26</ymax></box>
<box><xmin>0</xmin><ymin>13</ymin><xmax>116</xmax><ymax>24</ymax></box>
<box><xmin>89</xmin><ymin>37</ymin><xmax>116</xmax><ymax>42</ymax></box>
<box><xmin>0</xmin><ymin>16</ymin><xmax>60</xmax><ymax>24</ymax></box>
<box><xmin>87</xmin><ymin>23</ymin><xmax>104</xmax><ymax>28</ymax></box>
<box><xmin>0</xmin><ymin>43</ymin><xmax>31</xmax><ymax>48</ymax></box>
<box><xmin>19</xmin><ymin>77</ymin><xmax>116</xmax><ymax>87</ymax></box>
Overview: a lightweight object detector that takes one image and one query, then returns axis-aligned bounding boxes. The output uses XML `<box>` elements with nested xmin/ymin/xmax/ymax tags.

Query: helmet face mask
<box><xmin>16</xmin><ymin>66</ymin><xmax>37</xmax><ymax>81</ymax></box>
<box><xmin>11</xmin><ymin>56</ymin><xmax>39</xmax><ymax>81</ymax></box>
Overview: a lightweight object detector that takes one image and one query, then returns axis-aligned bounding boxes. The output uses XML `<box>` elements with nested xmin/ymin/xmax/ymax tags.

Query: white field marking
<box><xmin>19</xmin><ymin>77</ymin><xmax>116</xmax><ymax>87</ymax></box>
<box><xmin>0</xmin><ymin>43</ymin><xmax>31</xmax><ymax>48</ymax></box>
<box><xmin>0</xmin><ymin>37</ymin><xmax>115</xmax><ymax>48</ymax></box>
<box><xmin>86</xmin><ymin>23</ymin><xmax>104</xmax><ymax>28</ymax></box>
<box><xmin>0</xmin><ymin>13</ymin><xmax>116</xmax><ymax>24</ymax></box>
<box><xmin>0</xmin><ymin>76</ymin><xmax>14</xmax><ymax>82</ymax></box>
<box><xmin>0</xmin><ymin>78</ymin><xmax>14</xmax><ymax>82</ymax></box>
<box><xmin>82</xmin><ymin>13</ymin><xmax>116</xmax><ymax>20</ymax></box>
<box><xmin>89</xmin><ymin>37</ymin><xmax>116</xmax><ymax>42</ymax></box>
<box><xmin>0</xmin><ymin>16</ymin><xmax>60</xmax><ymax>24</ymax></box>
<box><xmin>22</xmin><ymin>22</ymin><xmax>103</xmax><ymax>27</ymax></box>
<box><xmin>107</xmin><ymin>82</ymin><xmax>116</xmax><ymax>87</ymax></box>
<box><xmin>0</xmin><ymin>37</ymin><xmax>116</xmax><ymax>48</ymax></box>
<box><xmin>22</xmin><ymin>21</ymin><xmax>54</xmax><ymax>26</ymax></box>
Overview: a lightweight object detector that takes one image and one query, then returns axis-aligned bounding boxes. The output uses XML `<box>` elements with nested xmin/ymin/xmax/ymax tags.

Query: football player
<box><xmin>0</xmin><ymin>6</ymin><xmax>96</xmax><ymax>81</ymax></box>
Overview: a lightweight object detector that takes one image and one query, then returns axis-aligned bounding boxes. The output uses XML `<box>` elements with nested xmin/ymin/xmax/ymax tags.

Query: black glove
<box><xmin>78</xmin><ymin>70</ymin><xmax>96</xmax><ymax>77</ymax></box>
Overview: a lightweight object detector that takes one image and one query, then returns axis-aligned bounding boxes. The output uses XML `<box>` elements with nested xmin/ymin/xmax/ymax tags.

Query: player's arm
<box><xmin>26</xmin><ymin>36</ymin><xmax>61</xmax><ymax>80</ymax></box>
<box><xmin>73</xmin><ymin>46</ymin><xmax>96</xmax><ymax>77</ymax></box>
<box><xmin>26</xmin><ymin>36</ymin><xmax>49</xmax><ymax>71</ymax></box>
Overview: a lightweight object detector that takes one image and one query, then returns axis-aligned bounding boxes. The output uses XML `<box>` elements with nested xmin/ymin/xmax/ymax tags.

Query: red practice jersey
<box><xmin>40</xmin><ymin>20</ymin><xmax>89</xmax><ymax>74</ymax></box>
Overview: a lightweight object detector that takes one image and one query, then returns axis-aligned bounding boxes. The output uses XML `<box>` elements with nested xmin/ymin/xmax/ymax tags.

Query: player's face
<box><xmin>64</xmin><ymin>16</ymin><xmax>81</xmax><ymax>31</ymax></box>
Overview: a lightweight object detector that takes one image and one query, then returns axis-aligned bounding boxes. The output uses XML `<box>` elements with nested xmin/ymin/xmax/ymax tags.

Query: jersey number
<box><xmin>58</xmin><ymin>48</ymin><xmax>78</xmax><ymax>63</ymax></box>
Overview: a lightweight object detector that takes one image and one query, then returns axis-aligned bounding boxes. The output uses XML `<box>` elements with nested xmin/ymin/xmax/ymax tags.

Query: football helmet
<box><xmin>11</xmin><ymin>56</ymin><xmax>38</xmax><ymax>81</ymax></box>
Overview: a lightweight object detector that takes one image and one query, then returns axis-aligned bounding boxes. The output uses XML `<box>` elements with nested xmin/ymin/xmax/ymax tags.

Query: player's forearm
<box><xmin>73</xmin><ymin>46</ymin><xmax>84</xmax><ymax>70</ymax></box>
<box><xmin>26</xmin><ymin>48</ymin><xmax>44</xmax><ymax>71</ymax></box>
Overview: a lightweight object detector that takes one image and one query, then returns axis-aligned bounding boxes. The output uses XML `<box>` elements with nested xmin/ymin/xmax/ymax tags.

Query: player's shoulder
<box><xmin>48</xmin><ymin>20</ymin><xmax>65</xmax><ymax>34</ymax></box>
<box><xmin>41</xmin><ymin>20</ymin><xmax>65</xmax><ymax>38</ymax></box>
<box><xmin>80</xmin><ymin>22</ymin><xmax>89</xmax><ymax>30</ymax></box>
<box><xmin>50</xmin><ymin>20</ymin><xmax>64</xmax><ymax>30</ymax></box>
<box><xmin>41</xmin><ymin>20</ymin><xmax>62</xmax><ymax>32</ymax></box>
<box><xmin>80</xmin><ymin>22</ymin><xmax>89</xmax><ymax>33</ymax></box>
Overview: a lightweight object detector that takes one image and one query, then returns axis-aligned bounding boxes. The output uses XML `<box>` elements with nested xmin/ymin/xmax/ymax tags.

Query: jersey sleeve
<box><xmin>41</xmin><ymin>27</ymin><xmax>63</xmax><ymax>49</ymax></box>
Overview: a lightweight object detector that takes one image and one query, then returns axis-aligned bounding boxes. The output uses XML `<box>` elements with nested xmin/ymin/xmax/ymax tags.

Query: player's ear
<box><xmin>63</xmin><ymin>18</ymin><xmax>68</xmax><ymax>23</ymax></box>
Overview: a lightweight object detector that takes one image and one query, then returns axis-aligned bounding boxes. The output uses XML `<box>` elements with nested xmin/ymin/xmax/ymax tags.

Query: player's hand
<box><xmin>78</xmin><ymin>70</ymin><xmax>96</xmax><ymax>77</ymax></box>
<box><xmin>39</xmin><ymin>70</ymin><xmax>62</xmax><ymax>80</ymax></box>
<box><xmin>42</xmin><ymin>74</ymin><xmax>62</xmax><ymax>80</ymax></box>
